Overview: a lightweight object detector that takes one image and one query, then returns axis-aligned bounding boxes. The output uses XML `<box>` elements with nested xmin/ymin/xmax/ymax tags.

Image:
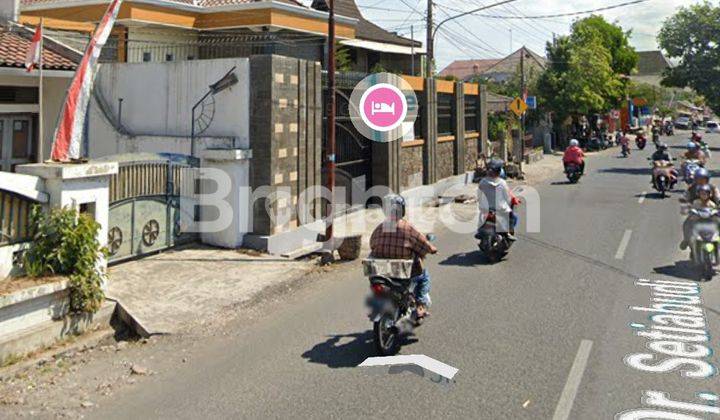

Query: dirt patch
<box><xmin>0</xmin><ymin>276</ymin><xmax>65</xmax><ymax>297</ymax></box>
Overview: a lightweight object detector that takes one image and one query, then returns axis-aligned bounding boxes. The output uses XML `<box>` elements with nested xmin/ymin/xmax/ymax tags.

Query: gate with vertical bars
<box><xmin>101</xmin><ymin>153</ymin><xmax>199</xmax><ymax>263</ymax></box>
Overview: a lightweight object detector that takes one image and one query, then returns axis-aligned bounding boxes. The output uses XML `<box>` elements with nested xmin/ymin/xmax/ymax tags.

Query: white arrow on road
<box><xmin>359</xmin><ymin>355</ymin><xmax>459</xmax><ymax>382</ymax></box>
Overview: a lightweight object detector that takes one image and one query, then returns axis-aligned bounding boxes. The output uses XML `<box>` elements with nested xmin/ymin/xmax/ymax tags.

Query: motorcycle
<box><xmin>649</xmin><ymin>158</ymin><xmax>677</xmax><ymax>198</ymax></box>
<box><xmin>636</xmin><ymin>135</ymin><xmax>647</xmax><ymax>150</ymax></box>
<box><xmin>687</xmin><ymin>207</ymin><xmax>720</xmax><ymax>281</ymax></box>
<box><xmin>477</xmin><ymin>211</ymin><xmax>514</xmax><ymax>263</ymax></box>
<box><xmin>682</xmin><ymin>159</ymin><xmax>702</xmax><ymax>185</ymax></box>
<box><xmin>363</xmin><ymin>235</ymin><xmax>435</xmax><ymax>355</ymax></box>
<box><xmin>664</xmin><ymin>123</ymin><xmax>674</xmax><ymax>136</ymax></box>
<box><xmin>565</xmin><ymin>163</ymin><xmax>583</xmax><ymax>184</ymax></box>
<box><xmin>587</xmin><ymin>136</ymin><xmax>607</xmax><ymax>151</ymax></box>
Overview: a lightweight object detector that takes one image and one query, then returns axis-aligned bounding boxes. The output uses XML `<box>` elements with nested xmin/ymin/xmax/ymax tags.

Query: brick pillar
<box><xmin>249</xmin><ymin>55</ymin><xmax>322</xmax><ymax>236</ymax></box>
<box><xmin>422</xmin><ymin>78</ymin><xmax>438</xmax><ymax>185</ymax></box>
<box><xmin>452</xmin><ymin>82</ymin><xmax>466</xmax><ymax>175</ymax></box>
<box><xmin>371</xmin><ymin>139</ymin><xmax>401</xmax><ymax>195</ymax></box>
<box><xmin>480</xmin><ymin>84</ymin><xmax>489</xmax><ymax>159</ymax></box>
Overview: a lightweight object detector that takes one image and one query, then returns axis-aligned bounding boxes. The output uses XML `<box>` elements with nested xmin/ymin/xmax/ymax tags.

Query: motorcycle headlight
<box><xmin>705</xmin><ymin>243</ymin><xmax>716</xmax><ymax>253</ymax></box>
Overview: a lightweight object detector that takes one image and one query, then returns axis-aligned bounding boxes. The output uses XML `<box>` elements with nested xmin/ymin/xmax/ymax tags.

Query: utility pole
<box><xmin>520</xmin><ymin>47</ymin><xmax>525</xmax><ymax>172</ymax></box>
<box><xmin>411</xmin><ymin>25</ymin><xmax>415</xmax><ymax>76</ymax></box>
<box><xmin>325</xmin><ymin>0</ymin><xmax>336</xmax><ymax>243</ymax></box>
<box><xmin>426</xmin><ymin>0</ymin><xmax>433</xmax><ymax>77</ymax></box>
<box><xmin>428</xmin><ymin>0</ymin><xmax>519</xmax><ymax>77</ymax></box>
<box><xmin>37</xmin><ymin>17</ymin><xmax>44</xmax><ymax>163</ymax></box>
<box><xmin>509</xmin><ymin>29</ymin><xmax>513</xmax><ymax>54</ymax></box>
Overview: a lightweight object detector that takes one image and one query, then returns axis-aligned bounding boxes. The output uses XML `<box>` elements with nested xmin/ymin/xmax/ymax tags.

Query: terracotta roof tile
<box><xmin>311</xmin><ymin>0</ymin><xmax>420</xmax><ymax>47</ymax></box>
<box><xmin>438</xmin><ymin>59</ymin><xmax>501</xmax><ymax>80</ymax></box>
<box><xmin>0</xmin><ymin>29</ymin><xmax>77</xmax><ymax>70</ymax></box>
<box><xmin>636</xmin><ymin>50</ymin><xmax>672</xmax><ymax>76</ymax></box>
<box><xmin>22</xmin><ymin>0</ymin><xmax>306</xmax><ymax>8</ymax></box>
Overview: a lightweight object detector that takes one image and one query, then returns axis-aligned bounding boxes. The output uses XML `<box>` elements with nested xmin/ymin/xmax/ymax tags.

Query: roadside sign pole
<box><xmin>38</xmin><ymin>17</ymin><xmax>44</xmax><ymax>163</ymax></box>
<box><xmin>519</xmin><ymin>48</ymin><xmax>525</xmax><ymax>173</ymax></box>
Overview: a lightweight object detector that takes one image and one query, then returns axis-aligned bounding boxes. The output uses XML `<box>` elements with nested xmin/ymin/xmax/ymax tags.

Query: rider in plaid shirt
<box><xmin>370</xmin><ymin>195</ymin><xmax>437</xmax><ymax>317</ymax></box>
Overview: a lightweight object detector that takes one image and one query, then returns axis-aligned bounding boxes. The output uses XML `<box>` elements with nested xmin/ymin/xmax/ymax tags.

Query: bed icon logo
<box><xmin>371</xmin><ymin>101</ymin><xmax>395</xmax><ymax>116</ymax></box>
<box><xmin>360</xmin><ymin>83</ymin><xmax>408</xmax><ymax>132</ymax></box>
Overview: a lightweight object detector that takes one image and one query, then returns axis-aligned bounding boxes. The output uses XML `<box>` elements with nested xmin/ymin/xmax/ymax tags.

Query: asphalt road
<box><xmin>90</xmin><ymin>131</ymin><xmax>720</xmax><ymax>419</ymax></box>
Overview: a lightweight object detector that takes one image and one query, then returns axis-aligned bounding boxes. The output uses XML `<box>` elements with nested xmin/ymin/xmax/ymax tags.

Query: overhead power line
<box><xmin>468</xmin><ymin>0</ymin><xmax>650</xmax><ymax>20</ymax></box>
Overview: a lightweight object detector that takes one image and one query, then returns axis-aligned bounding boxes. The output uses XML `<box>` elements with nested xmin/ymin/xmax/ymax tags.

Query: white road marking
<box><xmin>638</xmin><ymin>191</ymin><xmax>646</xmax><ymax>204</ymax></box>
<box><xmin>615</xmin><ymin>229</ymin><xmax>633</xmax><ymax>260</ymax></box>
<box><xmin>359</xmin><ymin>354</ymin><xmax>458</xmax><ymax>381</ymax></box>
<box><xmin>552</xmin><ymin>340</ymin><xmax>594</xmax><ymax>420</ymax></box>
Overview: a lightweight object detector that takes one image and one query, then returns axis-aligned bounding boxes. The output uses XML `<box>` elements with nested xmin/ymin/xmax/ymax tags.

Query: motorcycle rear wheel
<box><xmin>373</xmin><ymin>314</ymin><xmax>400</xmax><ymax>355</ymax></box>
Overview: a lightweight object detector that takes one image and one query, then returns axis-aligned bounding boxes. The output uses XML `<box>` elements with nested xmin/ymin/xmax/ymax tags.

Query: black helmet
<box><xmin>487</xmin><ymin>159</ymin><xmax>505</xmax><ymax>175</ymax></box>
<box><xmin>695</xmin><ymin>168</ymin><xmax>710</xmax><ymax>181</ymax></box>
<box><xmin>657</xmin><ymin>143</ymin><xmax>668</xmax><ymax>151</ymax></box>
<box><xmin>385</xmin><ymin>194</ymin><xmax>406</xmax><ymax>219</ymax></box>
<box><xmin>697</xmin><ymin>184</ymin><xmax>713</xmax><ymax>195</ymax></box>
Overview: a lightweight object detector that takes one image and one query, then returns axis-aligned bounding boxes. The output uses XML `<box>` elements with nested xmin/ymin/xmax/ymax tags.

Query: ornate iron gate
<box><xmin>102</xmin><ymin>154</ymin><xmax>199</xmax><ymax>263</ymax></box>
<box><xmin>323</xmin><ymin>72</ymin><xmax>373</xmax><ymax>211</ymax></box>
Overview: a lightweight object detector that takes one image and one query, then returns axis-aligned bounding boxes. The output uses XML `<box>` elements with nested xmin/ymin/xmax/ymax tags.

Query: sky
<box><xmin>316</xmin><ymin>0</ymin><xmax>707</xmax><ymax>70</ymax></box>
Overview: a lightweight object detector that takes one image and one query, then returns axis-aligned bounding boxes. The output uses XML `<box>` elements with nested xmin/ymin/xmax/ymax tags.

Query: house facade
<box><xmin>19</xmin><ymin>0</ymin><xmax>422</xmax><ymax>74</ymax></box>
<box><xmin>439</xmin><ymin>46</ymin><xmax>546</xmax><ymax>83</ymax></box>
<box><xmin>0</xmin><ymin>19</ymin><xmax>79</xmax><ymax>165</ymax></box>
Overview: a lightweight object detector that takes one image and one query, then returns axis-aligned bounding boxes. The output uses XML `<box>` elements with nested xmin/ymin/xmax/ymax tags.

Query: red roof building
<box><xmin>0</xmin><ymin>27</ymin><xmax>77</xmax><ymax>71</ymax></box>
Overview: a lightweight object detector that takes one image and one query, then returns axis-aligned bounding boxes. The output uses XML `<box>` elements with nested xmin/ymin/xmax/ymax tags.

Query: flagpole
<box><xmin>37</xmin><ymin>17</ymin><xmax>44</xmax><ymax>163</ymax></box>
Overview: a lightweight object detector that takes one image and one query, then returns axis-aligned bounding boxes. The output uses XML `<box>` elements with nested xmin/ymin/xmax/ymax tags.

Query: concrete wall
<box><xmin>90</xmin><ymin>57</ymin><xmax>250</xmax><ymax>155</ymax></box>
<box><xmin>126</xmin><ymin>27</ymin><xmax>199</xmax><ymax>63</ymax></box>
<box><xmin>0</xmin><ymin>279</ymin><xmax>114</xmax><ymax>365</ymax></box>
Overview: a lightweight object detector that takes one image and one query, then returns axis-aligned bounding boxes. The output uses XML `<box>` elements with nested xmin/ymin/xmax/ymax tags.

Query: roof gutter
<box><xmin>21</xmin><ymin>0</ymin><xmax>358</xmax><ymax>26</ymax></box>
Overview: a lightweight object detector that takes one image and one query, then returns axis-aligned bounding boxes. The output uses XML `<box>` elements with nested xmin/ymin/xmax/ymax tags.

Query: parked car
<box><xmin>706</xmin><ymin>121</ymin><xmax>720</xmax><ymax>133</ymax></box>
<box><xmin>675</xmin><ymin>116</ymin><xmax>691</xmax><ymax>130</ymax></box>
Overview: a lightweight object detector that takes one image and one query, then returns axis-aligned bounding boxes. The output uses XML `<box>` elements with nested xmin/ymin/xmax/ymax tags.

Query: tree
<box><xmin>537</xmin><ymin>15</ymin><xmax>635</xmax><ymax>129</ymax></box>
<box><xmin>575</xmin><ymin>15</ymin><xmax>638</xmax><ymax>76</ymax></box>
<box><xmin>335</xmin><ymin>43</ymin><xmax>352</xmax><ymax>72</ymax></box>
<box><xmin>658</xmin><ymin>2</ymin><xmax>720</xmax><ymax>112</ymax></box>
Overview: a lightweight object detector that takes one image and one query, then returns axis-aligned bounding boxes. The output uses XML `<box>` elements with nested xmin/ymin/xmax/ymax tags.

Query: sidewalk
<box><xmin>106</xmin><ymin>247</ymin><xmax>318</xmax><ymax>335</ymax></box>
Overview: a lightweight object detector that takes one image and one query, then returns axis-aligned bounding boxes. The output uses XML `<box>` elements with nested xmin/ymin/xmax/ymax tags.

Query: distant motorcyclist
<box><xmin>681</xmin><ymin>170</ymin><xmax>720</xmax><ymax>250</ymax></box>
<box><xmin>692</xmin><ymin>184</ymin><xmax>717</xmax><ymax>211</ymax></box>
<box><xmin>651</xmin><ymin>143</ymin><xmax>677</xmax><ymax>191</ymax></box>
<box><xmin>651</xmin><ymin>143</ymin><xmax>672</xmax><ymax>162</ymax></box>
<box><xmin>691</xmin><ymin>132</ymin><xmax>711</xmax><ymax>159</ymax></box>
<box><xmin>478</xmin><ymin>159</ymin><xmax>519</xmax><ymax>240</ymax></box>
<box><xmin>563</xmin><ymin>139</ymin><xmax>586</xmax><ymax>174</ymax></box>
<box><xmin>370</xmin><ymin>195</ymin><xmax>437</xmax><ymax>318</ymax></box>
<box><xmin>684</xmin><ymin>141</ymin><xmax>707</xmax><ymax>166</ymax></box>
<box><xmin>619</xmin><ymin>132</ymin><xmax>631</xmax><ymax>155</ymax></box>
<box><xmin>684</xmin><ymin>168</ymin><xmax>720</xmax><ymax>205</ymax></box>
<box><xmin>681</xmin><ymin>184</ymin><xmax>720</xmax><ymax>251</ymax></box>
<box><xmin>652</xmin><ymin>125</ymin><xmax>661</xmax><ymax>145</ymax></box>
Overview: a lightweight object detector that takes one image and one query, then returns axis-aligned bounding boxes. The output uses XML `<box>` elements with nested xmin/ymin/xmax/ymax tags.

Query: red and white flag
<box><xmin>24</xmin><ymin>24</ymin><xmax>42</xmax><ymax>72</ymax></box>
<box><xmin>51</xmin><ymin>0</ymin><xmax>123</xmax><ymax>161</ymax></box>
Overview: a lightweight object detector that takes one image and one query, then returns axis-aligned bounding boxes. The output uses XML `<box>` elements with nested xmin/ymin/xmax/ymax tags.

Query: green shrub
<box><xmin>24</xmin><ymin>206</ymin><xmax>107</xmax><ymax>314</ymax></box>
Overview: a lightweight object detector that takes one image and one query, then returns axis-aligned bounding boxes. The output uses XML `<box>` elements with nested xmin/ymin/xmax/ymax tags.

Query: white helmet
<box><xmin>570</xmin><ymin>139</ymin><xmax>579</xmax><ymax>147</ymax></box>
